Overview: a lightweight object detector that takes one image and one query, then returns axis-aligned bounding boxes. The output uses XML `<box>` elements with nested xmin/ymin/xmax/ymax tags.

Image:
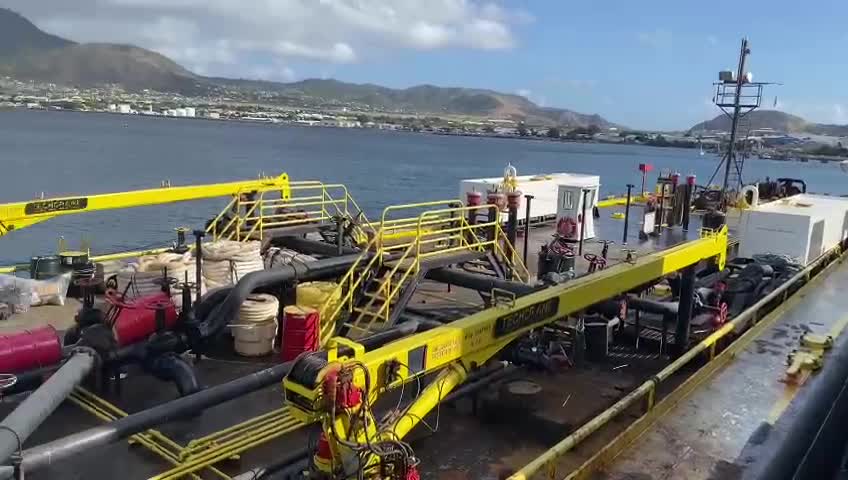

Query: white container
<box><xmin>556</xmin><ymin>179</ymin><xmax>600</xmax><ymax>240</ymax></box>
<box><xmin>460</xmin><ymin>172</ymin><xmax>600</xmax><ymax>223</ymax></box>
<box><xmin>738</xmin><ymin>194</ymin><xmax>848</xmax><ymax>265</ymax></box>
<box><xmin>233</xmin><ymin>320</ymin><xmax>276</xmax><ymax>356</ymax></box>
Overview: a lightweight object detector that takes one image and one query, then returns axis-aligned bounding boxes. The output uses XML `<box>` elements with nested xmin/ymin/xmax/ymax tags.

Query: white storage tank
<box><xmin>175</xmin><ymin>108</ymin><xmax>187</xmax><ymax>117</ymax></box>
<box><xmin>738</xmin><ymin>194</ymin><xmax>848</xmax><ymax>265</ymax></box>
<box><xmin>184</xmin><ymin>107</ymin><xmax>196</xmax><ymax>117</ymax></box>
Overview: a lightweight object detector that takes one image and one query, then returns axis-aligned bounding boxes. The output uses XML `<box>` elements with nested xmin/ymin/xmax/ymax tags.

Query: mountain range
<box><xmin>689</xmin><ymin>110</ymin><xmax>848</xmax><ymax>137</ymax></box>
<box><xmin>0</xmin><ymin>8</ymin><xmax>613</xmax><ymax>127</ymax></box>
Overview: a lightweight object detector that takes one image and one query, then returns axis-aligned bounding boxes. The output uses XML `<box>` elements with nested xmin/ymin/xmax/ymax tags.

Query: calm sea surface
<box><xmin>1</xmin><ymin>110</ymin><xmax>842</xmax><ymax>265</ymax></box>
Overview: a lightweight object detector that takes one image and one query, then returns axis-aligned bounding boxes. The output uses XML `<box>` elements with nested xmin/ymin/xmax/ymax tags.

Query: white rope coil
<box><xmin>116</xmin><ymin>252</ymin><xmax>204</xmax><ymax>309</ymax></box>
<box><xmin>231</xmin><ymin>293</ymin><xmax>279</xmax><ymax>356</ymax></box>
<box><xmin>200</xmin><ymin>240</ymin><xmax>264</xmax><ymax>289</ymax></box>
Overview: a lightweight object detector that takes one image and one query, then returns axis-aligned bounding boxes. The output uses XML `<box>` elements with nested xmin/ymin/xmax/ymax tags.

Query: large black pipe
<box><xmin>193</xmin><ymin>253</ymin><xmax>364</xmax><ymax>342</ymax></box>
<box><xmin>274</xmin><ymin>235</ymin><xmax>358</xmax><ymax>256</ymax></box>
<box><xmin>626</xmin><ymin>295</ymin><xmax>679</xmax><ymax>315</ymax></box>
<box><xmin>21</xmin><ymin>321</ymin><xmax>426</xmax><ymax>472</ymax></box>
<box><xmin>673</xmin><ymin>265</ymin><xmax>696</xmax><ymax>356</ymax></box>
<box><xmin>425</xmin><ymin>267</ymin><xmax>536</xmax><ymax>296</ymax></box>
<box><xmin>143</xmin><ymin>353</ymin><xmax>201</xmax><ymax>397</ymax></box>
<box><xmin>743</xmin><ymin>329</ymin><xmax>848</xmax><ymax>480</ymax></box>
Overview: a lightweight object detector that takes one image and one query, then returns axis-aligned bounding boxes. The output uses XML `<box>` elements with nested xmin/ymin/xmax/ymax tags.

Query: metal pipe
<box><xmin>192</xmin><ymin>230</ymin><xmax>204</xmax><ymax>304</ymax></box>
<box><xmin>673</xmin><ymin>265</ymin><xmax>697</xmax><ymax>356</ymax></box>
<box><xmin>523</xmin><ymin>194</ymin><xmax>534</xmax><ymax>266</ymax></box>
<box><xmin>425</xmin><ymin>268</ymin><xmax>537</xmax><ymax>296</ymax></box>
<box><xmin>578</xmin><ymin>189</ymin><xmax>589</xmax><ymax>256</ymax></box>
<box><xmin>0</xmin><ymin>351</ymin><xmax>96</xmax><ymax>464</ymax></box>
<box><xmin>623</xmin><ymin>184</ymin><xmax>633</xmax><ymax>245</ymax></box>
<box><xmin>20</xmin><ymin>322</ymin><xmax>423</xmax><ymax>472</ymax></box>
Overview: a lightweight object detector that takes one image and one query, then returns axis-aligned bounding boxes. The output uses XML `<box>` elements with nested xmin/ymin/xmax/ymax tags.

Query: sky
<box><xmin>4</xmin><ymin>0</ymin><xmax>847</xmax><ymax>130</ymax></box>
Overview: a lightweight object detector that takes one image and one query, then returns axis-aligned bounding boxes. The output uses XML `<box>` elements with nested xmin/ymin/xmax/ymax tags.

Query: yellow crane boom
<box><xmin>0</xmin><ymin>174</ymin><xmax>291</xmax><ymax>237</ymax></box>
<box><xmin>283</xmin><ymin>226</ymin><xmax>728</xmax><ymax>478</ymax></box>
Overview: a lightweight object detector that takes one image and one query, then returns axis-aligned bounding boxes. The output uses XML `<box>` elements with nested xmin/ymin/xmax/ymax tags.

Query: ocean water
<box><xmin>1</xmin><ymin>110</ymin><xmax>843</xmax><ymax>265</ymax></box>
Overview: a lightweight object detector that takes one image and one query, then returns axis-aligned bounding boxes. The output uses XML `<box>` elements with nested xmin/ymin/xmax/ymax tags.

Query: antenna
<box><xmin>705</xmin><ymin>38</ymin><xmax>775</xmax><ymax>210</ymax></box>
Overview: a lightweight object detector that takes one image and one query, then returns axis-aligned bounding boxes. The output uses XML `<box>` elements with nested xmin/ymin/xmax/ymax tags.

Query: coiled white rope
<box><xmin>116</xmin><ymin>252</ymin><xmax>203</xmax><ymax>309</ymax></box>
<box><xmin>230</xmin><ymin>293</ymin><xmax>280</xmax><ymax>356</ymax></box>
<box><xmin>200</xmin><ymin>240</ymin><xmax>264</xmax><ymax>289</ymax></box>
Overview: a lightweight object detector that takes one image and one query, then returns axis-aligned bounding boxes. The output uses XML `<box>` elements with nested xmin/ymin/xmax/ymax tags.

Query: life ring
<box><xmin>557</xmin><ymin>216</ymin><xmax>578</xmax><ymax>238</ymax></box>
<box><xmin>738</xmin><ymin>185</ymin><xmax>759</xmax><ymax>209</ymax></box>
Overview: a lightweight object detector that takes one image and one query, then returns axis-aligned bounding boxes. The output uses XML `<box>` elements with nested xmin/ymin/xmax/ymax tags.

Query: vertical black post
<box><xmin>466</xmin><ymin>192</ymin><xmax>480</xmax><ymax>247</ymax></box>
<box><xmin>673</xmin><ymin>265</ymin><xmax>697</xmax><ymax>356</ymax></box>
<box><xmin>655</xmin><ymin>183</ymin><xmax>666</xmax><ymax>236</ymax></box>
<box><xmin>486</xmin><ymin>201</ymin><xmax>498</xmax><ymax>243</ymax></box>
<box><xmin>192</xmin><ymin>230</ymin><xmax>204</xmax><ymax>304</ymax></box>
<box><xmin>335</xmin><ymin>217</ymin><xmax>345</xmax><ymax>256</ymax></box>
<box><xmin>634</xmin><ymin>293</ymin><xmax>642</xmax><ymax>349</ymax></box>
<box><xmin>682</xmin><ymin>175</ymin><xmax>695</xmax><ymax>232</ymax></box>
<box><xmin>623</xmin><ymin>184</ymin><xmax>634</xmax><ymax>245</ymax></box>
<box><xmin>523</xmin><ymin>194</ymin><xmax>534</xmax><ymax>266</ymax></box>
<box><xmin>578</xmin><ymin>189</ymin><xmax>589</xmax><ymax>256</ymax></box>
<box><xmin>506</xmin><ymin>193</ymin><xmax>519</xmax><ymax>249</ymax></box>
<box><xmin>505</xmin><ymin>193</ymin><xmax>522</xmax><ymax>281</ymax></box>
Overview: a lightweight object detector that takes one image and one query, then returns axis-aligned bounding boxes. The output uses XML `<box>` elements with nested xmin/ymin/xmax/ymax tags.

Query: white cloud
<box><xmin>8</xmin><ymin>0</ymin><xmax>528</xmax><ymax>77</ymax></box>
<box><xmin>637</xmin><ymin>29</ymin><xmax>672</xmax><ymax>49</ymax></box>
<box><xmin>516</xmin><ymin>89</ymin><xmax>532</xmax><ymax>98</ymax></box>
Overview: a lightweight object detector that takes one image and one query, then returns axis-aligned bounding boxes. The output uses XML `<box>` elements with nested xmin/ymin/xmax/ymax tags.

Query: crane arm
<box><xmin>0</xmin><ymin>174</ymin><xmax>291</xmax><ymax>237</ymax></box>
<box><xmin>283</xmin><ymin>227</ymin><xmax>728</xmax><ymax>478</ymax></box>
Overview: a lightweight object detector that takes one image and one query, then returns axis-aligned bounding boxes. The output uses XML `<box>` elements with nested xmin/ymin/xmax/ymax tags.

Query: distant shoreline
<box><xmin>4</xmin><ymin>107</ymin><xmax>846</xmax><ymax>165</ymax></box>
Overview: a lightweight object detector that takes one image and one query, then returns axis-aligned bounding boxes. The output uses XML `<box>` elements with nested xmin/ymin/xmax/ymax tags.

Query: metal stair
<box><xmin>317</xmin><ymin>201</ymin><xmax>532</xmax><ymax>345</ymax></box>
<box><xmin>342</xmin><ymin>254</ymin><xmax>423</xmax><ymax>338</ymax></box>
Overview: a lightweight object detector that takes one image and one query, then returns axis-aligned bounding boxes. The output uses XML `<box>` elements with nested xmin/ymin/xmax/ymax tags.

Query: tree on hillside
<box><xmin>483</xmin><ymin>125</ymin><xmax>496</xmax><ymax>133</ymax></box>
<box><xmin>546</xmin><ymin>127</ymin><xmax>561</xmax><ymax>138</ymax></box>
<box><xmin>587</xmin><ymin>124</ymin><xmax>601</xmax><ymax>136</ymax></box>
<box><xmin>355</xmin><ymin>113</ymin><xmax>371</xmax><ymax>124</ymax></box>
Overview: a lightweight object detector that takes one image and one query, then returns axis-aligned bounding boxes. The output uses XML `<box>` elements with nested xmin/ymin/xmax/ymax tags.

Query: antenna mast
<box><xmin>706</xmin><ymin>38</ymin><xmax>771</xmax><ymax>210</ymax></box>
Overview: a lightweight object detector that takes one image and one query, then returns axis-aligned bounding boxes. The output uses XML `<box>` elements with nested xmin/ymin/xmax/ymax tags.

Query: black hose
<box><xmin>21</xmin><ymin>321</ymin><xmax>425</xmax><ymax>472</ymax></box>
<box><xmin>193</xmin><ymin>253</ymin><xmax>364</xmax><ymax>344</ymax></box>
<box><xmin>143</xmin><ymin>353</ymin><xmax>201</xmax><ymax>397</ymax></box>
<box><xmin>425</xmin><ymin>267</ymin><xmax>537</xmax><ymax>296</ymax></box>
<box><xmin>22</xmin><ymin>361</ymin><xmax>294</xmax><ymax>471</ymax></box>
<box><xmin>626</xmin><ymin>295</ymin><xmax>679</xmax><ymax>315</ymax></box>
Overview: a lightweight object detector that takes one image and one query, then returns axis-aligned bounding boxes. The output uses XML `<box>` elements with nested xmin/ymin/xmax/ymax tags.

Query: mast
<box><xmin>721</xmin><ymin>38</ymin><xmax>750</xmax><ymax>196</ymax></box>
<box><xmin>705</xmin><ymin>37</ymin><xmax>771</xmax><ymax>211</ymax></box>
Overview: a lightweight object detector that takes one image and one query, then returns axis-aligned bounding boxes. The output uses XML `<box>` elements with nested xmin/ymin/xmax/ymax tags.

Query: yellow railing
<box><xmin>205</xmin><ymin>181</ymin><xmax>370</xmax><ymax>243</ymax></box>
<box><xmin>317</xmin><ymin>201</ymin><xmax>532</xmax><ymax>342</ymax></box>
<box><xmin>507</xmin><ymin>231</ymin><xmax>839</xmax><ymax>480</ymax></box>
